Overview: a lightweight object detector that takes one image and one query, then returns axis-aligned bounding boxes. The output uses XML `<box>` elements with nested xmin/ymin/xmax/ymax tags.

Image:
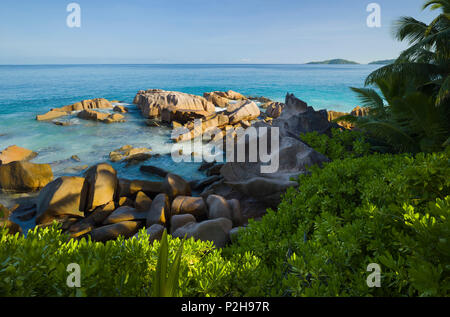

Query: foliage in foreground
<box><xmin>1</xmin><ymin>149</ymin><xmax>449</xmax><ymax>297</ymax></box>
<box><xmin>0</xmin><ymin>227</ymin><xmax>260</xmax><ymax>297</ymax></box>
<box><xmin>228</xmin><ymin>149</ymin><xmax>450</xmax><ymax>296</ymax></box>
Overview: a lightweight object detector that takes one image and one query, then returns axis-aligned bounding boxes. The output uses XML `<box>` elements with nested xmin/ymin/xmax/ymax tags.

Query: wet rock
<box><xmin>146</xmin><ymin>193</ymin><xmax>170</xmax><ymax>227</ymax></box>
<box><xmin>35</xmin><ymin>176</ymin><xmax>85</xmax><ymax>225</ymax></box>
<box><xmin>37</xmin><ymin>98</ymin><xmax>112</xmax><ymax>121</ymax></box>
<box><xmin>191</xmin><ymin>175</ymin><xmax>222</xmax><ymax>191</ymax></box>
<box><xmin>206</xmin><ymin>164</ymin><xmax>224</xmax><ymax>176</ymax></box>
<box><xmin>113</xmin><ymin>105</ymin><xmax>129</xmax><ymax>113</ymax></box>
<box><xmin>0</xmin><ymin>161</ymin><xmax>53</xmax><ymax>192</ymax></box>
<box><xmin>140</xmin><ymin>165</ymin><xmax>169</xmax><ymax>178</ymax></box>
<box><xmin>36</xmin><ymin>110</ymin><xmax>68</xmax><ymax>121</ymax></box>
<box><xmin>109</xmin><ymin>145</ymin><xmax>152</xmax><ymax>163</ymax></box>
<box><xmin>0</xmin><ymin>145</ymin><xmax>38</xmax><ymax>165</ymax></box>
<box><xmin>82</xmin><ymin>163</ymin><xmax>117</xmax><ymax>212</ymax></box>
<box><xmin>77</xmin><ymin>110</ymin><xmax>125</xmax><ymax>123</ymax></box>
<box><xmin>171</xmin><ymin>196</ymin><xmax>207</xmax><ymax>219</ymax></box>
<box><xmin>89</xmin><ymin>220</ymin><xmax>142</xmax><ymax>242</ymax></box>
<box><xmin>172</xmin><ymin>218</ymin><xmax>232</xmax><ymax>248</ymax></box>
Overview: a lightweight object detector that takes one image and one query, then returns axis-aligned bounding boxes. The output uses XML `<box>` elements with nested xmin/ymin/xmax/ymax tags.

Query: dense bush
<box><xmin>0</xmin><ymin>226</ymin><xmax>261</xmax><ymax>297</ymax></box>
<box><xmin>228</xmin><ymin>149</ymin><xmax>450</xmax><ymax>296</ymax></box>
<box><xmin>1</xmin><ymin>148</ymin><xmax>448</xmax><ymax>297</ymax></box>
<box><xmin>300</xmin><ymin>128</ymin><xmax>371</xmax><ymax>160</ymax></box>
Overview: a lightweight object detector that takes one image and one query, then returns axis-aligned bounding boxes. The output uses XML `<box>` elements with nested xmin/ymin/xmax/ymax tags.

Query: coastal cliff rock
<box><xmin>0</xmin><ymin>161</ymin><xmax>53</xmax><ymax>192</ymax></box>
<box><xmin>0</xmin><ymin>145</ymin><xmax>37</xmax><ymax>165</ymax></box>
<box><xmin>133</xmin><ymin>89</ymin><xmax>215</xmax><ymax>118</ymax></box>
<box><xmin>35</xmin><ymin>176</ymin><xmax>85</xmax><ymax>225</ymax></box>
<box><xmin>201</xmin><ymin>93</ymin><xmax>330</xmax><ymax>220</ymax></box>
<box><xmin>36</xmin><ymin>98</ymin><xmax>112</xmax><ymax>121</ymax></box>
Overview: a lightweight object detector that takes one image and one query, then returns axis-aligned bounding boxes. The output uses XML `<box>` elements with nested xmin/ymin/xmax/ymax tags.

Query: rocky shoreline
<box><xmin>0</xmin><ymin>89</ymin><xmax>367</xmax><ymax>248</ymax></box>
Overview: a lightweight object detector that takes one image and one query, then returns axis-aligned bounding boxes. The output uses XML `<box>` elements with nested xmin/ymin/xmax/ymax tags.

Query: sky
<box><xmin>0</xmin><ymin>0</ymin><xmax>436</xmax><ymax>64</ymax></box>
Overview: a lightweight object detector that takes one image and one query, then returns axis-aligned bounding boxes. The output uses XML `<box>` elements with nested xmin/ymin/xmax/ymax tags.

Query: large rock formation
<box><xmin>201</xmin><ymin>93</ymin><xmax>330</xmax><ymax>219</ymax></box>
<box><xmin>0</xmin><ymin>145</ymin><xmax>37</xmax><ymax>165</ymax></box>
<box><xmin>77</xmin><ymin>110</ymin><xmax>125</xmax><ymax>123</ymax></box>
<box><xmin>0</xmin><ymin>161</ymin><xmax>53</xmax><ymax>192</ymax></box>
<box><xmin>82</xmin><ymin>163</ymin><xmax>118</xmax><ymax>212</ymax></box>
<box><xmin>265</xmin><ymin>102</ymin><xmax>285</xmax><ymax>119</ymax></box>
<box><xmin>133</xmin><ymin>89</ymin><xmax>215</xmax><ymax>118</ymax></box>
<box><xmin>35</xmin><ymin>176</ymin><xmax>85</xmax><ymax>224</ymax></box>
<box><xmin>226</xmin><ymin>100</ymin><xmax>260</xmax><ymax>124</ymax></box>
<box><xmin>36</xmin><ymin>98</ymin><xmax>112</xmax><ymax>121</ymax></box>
<box><xmin>172</xmin><ymin>217</ymin><xmax>232</xmax><ymax>248</ymax></box>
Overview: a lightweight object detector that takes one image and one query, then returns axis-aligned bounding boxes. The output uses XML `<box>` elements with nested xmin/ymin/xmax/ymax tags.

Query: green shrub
<box><xmin>228</xmin><ymin>150</ymin><xmax>450</xmax><ymax>296</ymax></box>
<box><xmin>0</xmin><ymin>226</ymin><xmax>261</xmax><ymax>297</ymax></box>
<box><xmin>300</xmin><ymin>128</ymin><xmax>371</xmax><ymax>160</ymax></box>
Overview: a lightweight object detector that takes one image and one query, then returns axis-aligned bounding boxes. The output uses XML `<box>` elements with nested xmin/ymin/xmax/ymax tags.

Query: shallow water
<box><xmin>0</xmin><ymin>64</ymin><xmax>379</xmax><ymax>208</ymax></box>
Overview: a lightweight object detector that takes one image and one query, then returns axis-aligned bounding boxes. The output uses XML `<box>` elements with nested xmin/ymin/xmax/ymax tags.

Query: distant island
<box><xmin>306</xmin><ymin>59</ymin><xmax>359</xmax><ymax>65</ymax></box>
<box><xmin>369</xmin><ymin>59</ymin><xmax>396</xmax><ymax>65</ymax></box>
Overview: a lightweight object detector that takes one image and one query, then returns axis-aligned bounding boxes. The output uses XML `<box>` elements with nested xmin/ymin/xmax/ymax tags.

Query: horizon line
<box><xmin>0</xmin><ymin>62</ymin><xmax>381</xmax><ymax>66</ymax></box>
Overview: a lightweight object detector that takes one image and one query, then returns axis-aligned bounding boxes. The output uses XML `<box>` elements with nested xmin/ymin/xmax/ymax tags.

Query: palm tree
<box><xmin>366</xmin><ymin>0</ymin><xmax>450</xmax><ymax>106</ymax></box>
<box><xmin>341</xmin><ymin>0</ymin><xmax>450</xmax><ymax>153</ymax></box>
<box><xmin>345</xmin><ymin>75</ymin><xmax>449</xmax><ymax>153</ymax></box>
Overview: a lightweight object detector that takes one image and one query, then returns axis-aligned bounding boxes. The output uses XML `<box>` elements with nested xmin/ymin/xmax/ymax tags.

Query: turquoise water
<box><xmin>0</xmin><ymin>64</ymin><xmax>379</xmax><ymax>205</ymax></box>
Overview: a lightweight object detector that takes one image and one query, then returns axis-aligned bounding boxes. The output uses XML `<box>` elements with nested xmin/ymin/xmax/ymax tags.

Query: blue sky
<box><xmin>0</xmin><ymin>0</ymin><xmax>436</xmax><ymax>64</ymax></box>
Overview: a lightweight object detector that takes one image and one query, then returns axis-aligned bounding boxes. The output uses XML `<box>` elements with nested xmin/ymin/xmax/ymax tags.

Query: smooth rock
<box><xmin>118</xmin><ymin>178</ymin><xmax>164</xmax><ymax>198</ymax></box>
<box><xmin>35</xmin><ymin>176</ymin><xmax>85</xmax><ymax>225</ymax></box>
<box><xmin>82</xmin><ymin>163</ymin><xmax>117</xmax><ymax>212</ymax></box>
<box><xmin>140</xmin><ymin>165</ymin><xmax>169</xmax><ymax>178</ymax></box>
<box><xmin>206</xmin><ymin>195</ymin><xmax>232</xmax><ymax>221</ymax></box>
<box><xmin>133</xmin><ymin>89</ymin><xmax>215</xmax><ymax>118</ymax></box>
<box><xmin>103</xmin><ymin>206</ymin><xmax>147</xmax><ymax>225</ymax></box>
<box><xmin>89</xmin><ymin>221</ymin><xmax>141</xmax><ymax>242</ymax></box>
<box><xmin>172</xmin><ymin>218</ymin><xmax>232</xmax><ymax>248</ymax></box>
<box><xmin>0</xmin><ymin>145</ymin><xmax>37</xmax><ymax>165</ymax></box>
<box><xmin>146</xmin><ymin>193</ymin><xmax>170</xmax><ymax>227</ymax></box>
<box><xmin>134</xmin><ymin>191</ymin><xmax>152</xmax><ymax>211</ymax></box>
<box><xmin>163</xmin><ymin>173</ymin><xmax>191</xmax><ymax>200</ymax></box>
<box><xmin>171</xmin><ymin>196</ymin><xmax>207</xmax><ymax>219</ymax></box>
<box><xmin>0</xmin><ymin>161</ymin><xmax>53</xmax><ymax>192</ymax></box>
<box><xmin>170</xmin><ymin>214</ymin><xmax>196</xmax><ymax>234</ymax></box>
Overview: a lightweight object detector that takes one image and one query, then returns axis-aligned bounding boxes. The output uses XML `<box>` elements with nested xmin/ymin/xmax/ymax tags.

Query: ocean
<box><xmin>0</xmin><ymin>64</ymin><xmax>379</xmax><ymax>207</ymax></box>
